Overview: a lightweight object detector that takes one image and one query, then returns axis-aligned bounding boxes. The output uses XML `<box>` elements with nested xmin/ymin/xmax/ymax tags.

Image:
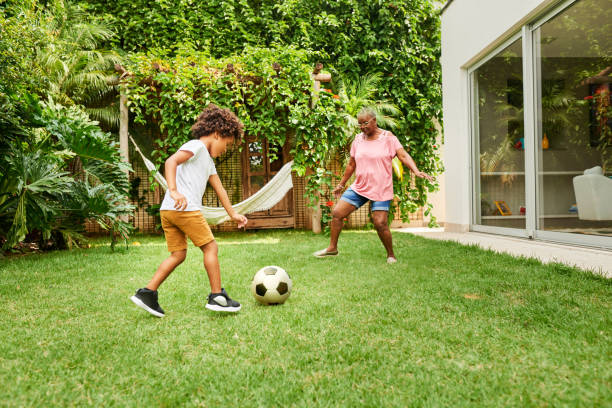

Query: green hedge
<box><xmin>83</xmin><ymin>0</ymin><xmax>443</xmax><ymax>223</ymax></box>
<box><xmin>125</xmin><ymin>47</ymin><xmax>346</xmax><ymax>208</ymax></box>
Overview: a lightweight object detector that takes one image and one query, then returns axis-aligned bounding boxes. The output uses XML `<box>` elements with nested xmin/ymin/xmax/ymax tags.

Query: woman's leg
<box><xmin>372</xmin><ymin>210</ymin><xmax>395</xmax><ymax>260</ymax></box>
<box><xmin>146</xmin><ymin>250</ymin><xmax>187</xmax><ymax>291</ymax></box>
<box><xmin>327</xmin><ymin>200</ymin><xmax>356</xmax><ymax>252</ymax></box>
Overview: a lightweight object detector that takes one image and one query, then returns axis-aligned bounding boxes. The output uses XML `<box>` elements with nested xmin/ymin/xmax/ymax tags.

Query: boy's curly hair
<box><xmin>191</xmin><ymin>104</ymin><xmax>244</xmax><ymax>141</ymax></box>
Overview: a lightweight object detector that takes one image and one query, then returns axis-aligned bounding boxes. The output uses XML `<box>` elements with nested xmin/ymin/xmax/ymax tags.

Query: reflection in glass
<box><xmin>249</xmin><ymin>155</ymin><xmax>263</xmax><ymax>172</ymax></box>
<box><xmin>473</xmin><ymin>38</ymin><xmax>526</xmax><ymax>228</ymax></box>
<box><xmin>250</xmin><ymin>175</ymin><xmax>265</xmax><ymax>193</ymax></box>
<box><xmin>249</xmin><ymin>141</ymin><xmax>263</xmax><ymax>154</ymax></box>
<box><xmin>535</xmin><ymin>0</ymin><xmax>612</xmax><ymax>237</ymax></box>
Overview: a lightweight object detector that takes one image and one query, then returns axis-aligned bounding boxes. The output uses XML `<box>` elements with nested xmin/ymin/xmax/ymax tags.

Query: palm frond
<box><xmin>64</xmin><ymin>71</ymin><xmax>111</xmax><ymax>96</ymax></box>
<box><xmin>354</xmin><ymin>73</ymin><xmax>383</xmax><ymax>102</ymax></box>
<box><xmin>65</xmin><ymin>23</ymin><xmax>114</xmax><ymax>50</ymax></box>
<box><xmin>337</xmin><ymin>72</ymin><xmax>402</xmax><ymax>140</ymax></box>
<box><xmin>85</xmin><ymin>106</ymin><xmax>120</xmax><ymax>130</ymax></box>
<box><xmin>37</xmin><ymin>2</ymin><xmax>121</xmax><ymax>125</ymax></box>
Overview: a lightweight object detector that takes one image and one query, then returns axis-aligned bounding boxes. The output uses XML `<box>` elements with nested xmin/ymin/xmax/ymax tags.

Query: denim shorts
<box><xmin>340</xmin><ymin>187</ymin><xmax>391</xmax><ymax>211</ymax></box>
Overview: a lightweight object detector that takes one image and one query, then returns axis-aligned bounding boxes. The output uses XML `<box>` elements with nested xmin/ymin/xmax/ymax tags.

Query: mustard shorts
<box><xmin>160</xmin><ymin>210</ymin><xmax>214</xmax><ymax>252</ymax></box>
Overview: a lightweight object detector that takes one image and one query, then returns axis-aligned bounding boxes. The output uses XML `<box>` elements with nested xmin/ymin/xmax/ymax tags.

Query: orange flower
<box><xmin>332</xmin><ymin>94</ymin><xmax>340</xmax><ymax>99</ymax></box>
<box><xmin>326</xmin><ymin>200</ymin><xmax>334</xmax><ymax>207</ymax></box>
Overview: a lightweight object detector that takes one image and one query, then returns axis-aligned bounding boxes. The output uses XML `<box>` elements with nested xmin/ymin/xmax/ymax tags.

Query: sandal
<box><xmin>313</xmin><ymin>248</ymin><xmax>339</xmax><ymax>258</ymax></box>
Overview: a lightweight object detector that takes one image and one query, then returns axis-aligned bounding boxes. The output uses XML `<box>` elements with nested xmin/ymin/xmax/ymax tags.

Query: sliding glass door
<box><xmin>470</xmin><ymin>0</ymin><xmax>612</xmax><ymax>248</ymax></box>
<box><xmin>533</xmin><ymin>0</ymin><xmax>612</xmax><ymax>245</ymax></box>
<box><xmin>471</xmin><ymin>37</ymin><xmax>526</xmax><ymax>234</ymax></box>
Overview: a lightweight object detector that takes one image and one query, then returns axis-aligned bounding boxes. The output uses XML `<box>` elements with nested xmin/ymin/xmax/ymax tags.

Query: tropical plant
<box><xmin>39</xmin><ymin>99</ymin><xmax>131</xmax><ymax>194</ymax></box>
<box><xmin>586</xmin><ymin>87</ymin><xmax>612</xmax><ymax>173</ymax></box>
<box><xmin>0</xmin><ymin>0</ymin><xmax>48</xmax><ymax>98</ymax></box>
<box><xmin>0</xmin><ymin>147</ymin><xmax>74</xmax><ymax>250</ymax></box>
<box><xmin>37</xmin><ymin>1</ymin><xmax>121</xmax><ymax>129</ymax></box>
<box><xmin>0</xmin><ymin>95</ymin><xmax>134</xmax><ymax>252</ymax></box>
<box><xmin>56</xmin><ymin>181</ymin><xmax>134</xmax><ymax>250</ymax></box>
<box><xmin>38</xmin><ymin>100</ymin><xmax>134</xmax><ymax>248</ymax></box>
<box><xmin>336</xmin><ymin>72</ymin><xmax>401</xmax><ymax>142</ymax></box>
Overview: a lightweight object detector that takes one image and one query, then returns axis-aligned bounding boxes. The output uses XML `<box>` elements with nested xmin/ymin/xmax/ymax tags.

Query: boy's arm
<box><xmin>396</xmin><ymin>148</ymin><xmax>434</xmax><ymax>182</ymax></box>
<box><xmin>165</xmin><ymin>150</ymin><xmax>194</xmax><ymax>210</ymax></box>
<box><xmin>208</xmin><ymin>174</ymin><xmax>248</xmax><ymax>228</ymax></box>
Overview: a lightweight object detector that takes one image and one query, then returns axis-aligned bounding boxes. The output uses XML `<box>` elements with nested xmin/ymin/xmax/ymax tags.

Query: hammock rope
<box><xmin>129</xmin><ymin>134</ymin><xmax>294</xmax><ymax>225</ymax></box>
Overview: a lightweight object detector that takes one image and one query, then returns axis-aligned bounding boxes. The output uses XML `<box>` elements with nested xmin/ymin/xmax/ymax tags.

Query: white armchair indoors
<box><xmin>572</xmin><ymin>166</ymin><xmax>612</xmax><ymax>220</ymax></box>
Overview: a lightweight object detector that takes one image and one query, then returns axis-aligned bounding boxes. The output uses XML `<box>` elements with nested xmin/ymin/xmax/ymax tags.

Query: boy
<box><xmin>130</xmin><ymin>104</ymin><xmax>248</xmax><ymax>317</ymax></box>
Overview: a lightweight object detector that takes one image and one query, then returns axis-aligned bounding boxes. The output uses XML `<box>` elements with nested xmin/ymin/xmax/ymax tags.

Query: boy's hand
<box><xmin>231</xmin><ymin>213</ymin><xmax>248</xmax><ymax>229</ymax></box>
<box><xmin>170</xmin><ymin>190</ymin><xmax>188</xmax><ymax>210</ymax></box>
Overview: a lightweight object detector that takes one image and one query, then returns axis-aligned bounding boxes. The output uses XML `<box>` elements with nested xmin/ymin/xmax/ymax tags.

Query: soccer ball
<box><xmin>250</xmin><ymin>265</ymin><xmax>292</xmax><ymax>305</ymax></box>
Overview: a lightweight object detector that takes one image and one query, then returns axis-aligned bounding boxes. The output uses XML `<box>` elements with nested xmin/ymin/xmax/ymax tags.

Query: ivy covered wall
<box><xmin>83</xmin><ymin>0</ymin><xmax>443</xmax><ymax>222</ymax></box>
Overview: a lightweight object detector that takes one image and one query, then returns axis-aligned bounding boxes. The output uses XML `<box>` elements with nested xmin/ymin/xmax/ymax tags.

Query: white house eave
<box><xmin>454</xmin><ymin>0</ymin><xmax>562</xmax><ymax>69</ymax></box>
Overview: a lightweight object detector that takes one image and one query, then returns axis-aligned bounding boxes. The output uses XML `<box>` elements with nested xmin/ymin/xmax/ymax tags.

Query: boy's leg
<box><xmin>131</xmin><ymin>251</ymin><xmax>186</xmax><ymax>318</ymax></box>
<box><xmin>175</xmin><ymin>212</ymin><xmax>239</xmax><ymax>312</ymax></box>
<box><xmin>130</xmin><ymin>211</ymin><xmax>188</xmax><ymax>317</ymax></box>
<box><xmin>200</xmin><ymin>240</ymin><xmax>221</xmax><ymax>293</ymax></box>
<box><xmin>146</xmin><ymin>250</ymin><xmax>187</xmax><ymax>291</ymax></box>
<box><xmin>200</xmin><ymin>240</ymin><xmax>241</xmax><ymax>312</ymax></box>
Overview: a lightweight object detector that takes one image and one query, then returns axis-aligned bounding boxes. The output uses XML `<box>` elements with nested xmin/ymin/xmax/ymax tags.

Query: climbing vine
<box><xmin>124</xmin><ymin>46</ymin><xmax>346</xmax><ymax>206</ymax></box>
<box><xmin>82</xmin><ymin>0</ymin><xmax>443</xmax><ymax>222</ymax></box>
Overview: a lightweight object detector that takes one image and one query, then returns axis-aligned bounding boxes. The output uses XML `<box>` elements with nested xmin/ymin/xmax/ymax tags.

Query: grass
<box><xmin>1</xmin><ymin>230</ymin><xmax>611</xmax><ymax>407</ymax></box>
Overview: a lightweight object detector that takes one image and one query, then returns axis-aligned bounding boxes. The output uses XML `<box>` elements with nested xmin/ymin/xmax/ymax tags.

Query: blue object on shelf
<box><xmin>568</xmin><ymin>204</ymin><xmax>578</xmax><ymax>213</ymax></box>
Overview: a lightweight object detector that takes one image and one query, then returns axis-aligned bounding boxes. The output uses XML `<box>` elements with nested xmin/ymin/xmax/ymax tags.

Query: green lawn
<box><xmin>1</xmin><ymin>230</ymin><xmax>610</xmax><ymax>407</ymax></box>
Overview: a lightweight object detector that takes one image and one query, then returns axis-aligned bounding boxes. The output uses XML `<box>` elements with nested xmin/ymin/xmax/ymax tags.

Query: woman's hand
<box><xmin>170</xmin><ymin>190</ymin><xmax>188</xmax><ymax>210</ymax></box>
<box><xmin>415</xmin><ymin>171</ymin><xmax>435</xmax><ymax>182</ymax></box>
<box><xmin>332</xmin><ymin>183</ymin><xmax>345</xmax><ymax>200</ymax></box>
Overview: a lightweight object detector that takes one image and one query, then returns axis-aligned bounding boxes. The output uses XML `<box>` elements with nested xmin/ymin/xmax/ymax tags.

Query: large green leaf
<box><xmin>0</xmin><ymin>148</ymin><xmax>73</xmax><ymax>249</ymax></box>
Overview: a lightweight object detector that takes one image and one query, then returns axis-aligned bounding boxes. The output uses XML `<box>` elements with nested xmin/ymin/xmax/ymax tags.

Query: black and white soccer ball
<box><xmin>250</xmin><ymin>265</ymin><xmax>292</xmax><ymax>305</ymax></box>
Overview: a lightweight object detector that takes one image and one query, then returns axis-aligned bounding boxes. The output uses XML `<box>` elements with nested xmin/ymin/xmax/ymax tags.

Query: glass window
<box><xmin>473</xmin><ymin>38</ymin><xmax>526</xmax><ymax>228</ymax></box>
<box><xmin>535</xmin><ymin>0</ymin><xmax>612</xmax><ymax>237</ymax></box>
<box><xmin>249</xmin><ymin>155</ymin><xmax>264</xmax><ymax>173</ymax></box>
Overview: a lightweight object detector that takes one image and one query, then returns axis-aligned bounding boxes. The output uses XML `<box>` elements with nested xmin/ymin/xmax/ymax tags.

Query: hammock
<box><xmin>129</xmin><ymin>135</ymin><xmax>294</xmax><ymax>225</ymax></box>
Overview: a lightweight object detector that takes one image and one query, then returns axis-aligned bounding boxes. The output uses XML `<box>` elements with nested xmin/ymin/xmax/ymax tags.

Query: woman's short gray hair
<box><xmin>357</xmin><ymin>108</ymin><xmax>376</xmax><ymax>120</ymax></box>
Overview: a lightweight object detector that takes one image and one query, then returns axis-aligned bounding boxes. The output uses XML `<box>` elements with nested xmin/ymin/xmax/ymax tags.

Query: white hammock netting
<box><xmin>130</xmin><ymin>135</ymin><xmax>294</xmax><ymax>225</ymax></box>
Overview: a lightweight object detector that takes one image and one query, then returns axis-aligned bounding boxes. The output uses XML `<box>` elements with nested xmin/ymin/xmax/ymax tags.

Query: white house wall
<box><xmin>440</xmin><ymin>0</ymin><xmax>558</xmax><ymax>231</ymax></box>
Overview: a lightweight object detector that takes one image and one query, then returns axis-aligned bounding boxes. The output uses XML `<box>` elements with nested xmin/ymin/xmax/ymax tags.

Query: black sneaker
<box><xmin>205</xmin><ymin>288</ymin><xmax>241</xmax><ymax>312</ymax></box>
<box><xmin>130</xmin><ymin>288</ymin><xmax>165</xmax><ymax>317</ymax></box>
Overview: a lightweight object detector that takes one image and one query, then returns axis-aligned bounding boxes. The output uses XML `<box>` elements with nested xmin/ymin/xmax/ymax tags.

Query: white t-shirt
<box><xmin>160</xmin><ymin>140</ymin><xmax>217</xmax><ymax>211</ymax></box>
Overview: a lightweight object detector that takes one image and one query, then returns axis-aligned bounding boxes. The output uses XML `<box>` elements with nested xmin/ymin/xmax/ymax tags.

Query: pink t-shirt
<box><xmin>349</xmin><ymin>130</ymin><xmax>403</xmax><ymax>201</ymax></box>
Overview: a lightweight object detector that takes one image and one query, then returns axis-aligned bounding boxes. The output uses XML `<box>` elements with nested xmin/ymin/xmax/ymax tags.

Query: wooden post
<box><xmin>116</xmin><ymin>64</ymin><xmax>130</xmax><ymax>170</ymax></box>
<box><xmin>119</xmin><ymin>92</ymin><xmax>129</xmax><ymax>166</ymax></box>
<box><xmin>116</xmin><ymin>64</ymin><xmax>131</xmax><ymax>224</ymax></box>
<box><xmin>309</xmin><ymin>63</ymin><xmax>332</xmax><ymax>234</ymax></box>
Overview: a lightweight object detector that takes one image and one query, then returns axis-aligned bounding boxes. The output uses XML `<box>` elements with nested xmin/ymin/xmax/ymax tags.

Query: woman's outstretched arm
<box><xmin>396</xmin><ymin>148</ymin><xmax>434</xmax><ymax>181</ymax></box>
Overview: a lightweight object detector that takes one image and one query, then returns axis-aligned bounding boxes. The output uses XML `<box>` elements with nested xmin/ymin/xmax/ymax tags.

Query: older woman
<box><xmin>313</xmin><ymin>108</ymin><xmax>433</xmax><ymax>263</ymax></box>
